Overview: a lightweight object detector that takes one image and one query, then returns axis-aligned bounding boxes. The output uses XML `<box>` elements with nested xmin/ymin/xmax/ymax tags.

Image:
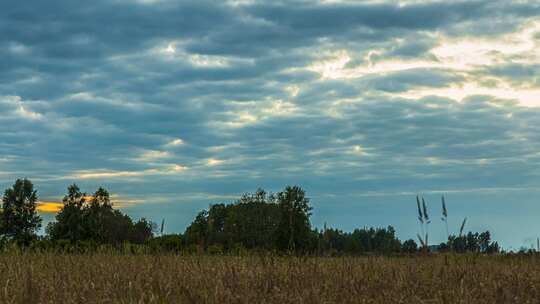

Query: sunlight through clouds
<box><xmin>166</xmin><ymin>138</ymin><xmax>185</xmax><ymax>146</ymax></box>
<box><xmin>218</xmin><ymin>99</ymin><xmax>299</xmax><ymax>128</ymax></box>
<box><xmin>37</xmin><ymin>194</ymin><xmax>146</xmax><ymax>213</ymax></box>
<box><xmin>67</xmin><ymin>165</ymin><xmax>188</xmax><ymax>180</ymax></box>
<box><xmin>206</xmin><ymin>159</ymin><xmax>225</xmax><ymax>166</ymax></box>
<box><xmin>135</xmin><ymin>150</ymin><xmax>171</xmax><ymax>161</ymax></box>
<box><xmin>307</xmin><ymin>19</ymin><xmax>540</xmax><ymax>107</ymax></box>
<box><xmin>2</xmin><ymin>0</ymin><xmax>540</xmax><ymax>247</ymax></box>
<box><xmin>1</xmin><ymin>95</ymin><xmax>43</xmax><ymax>120</ymax></box>
<box><xmin>308</xmin><ymin>49</ymin><xmax>352</xmax><ymax>79</ymax></box>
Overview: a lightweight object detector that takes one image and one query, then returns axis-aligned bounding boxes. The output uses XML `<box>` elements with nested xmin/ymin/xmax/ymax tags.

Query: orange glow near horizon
<box><xmin>36</xmin><ymin>195</ymin><xmax>142</xmax><ymax>213</ymax></box>
<box><xmin>36</xmin><ymin>201</ymin><xmax>64</xmax><ymax>213</ymax></box>
<box><xmin>37</xmin><ymin>196</ymin><xmax>94</xmax><ymax>213</ymax></box>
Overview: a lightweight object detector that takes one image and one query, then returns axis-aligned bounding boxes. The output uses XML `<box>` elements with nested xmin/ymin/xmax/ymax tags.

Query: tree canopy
<box><xmin>1</xmin><ymin>178</ymin><xmax>41</xmax><ymax>243</ymax></box>
<box><xmin>0</xmin><ymin>179</ymin><xmax>501</xmax><ymax>255</ymax></box>
<box><xmin>46</xmin><ymin>184</ymin><xmax>153</xmax><ymax>245</ymax></box>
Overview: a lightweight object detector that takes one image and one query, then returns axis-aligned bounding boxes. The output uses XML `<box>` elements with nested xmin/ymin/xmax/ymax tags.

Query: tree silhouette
<box><xmin>1</xmin><ymin>179</ymin><xmax>41</xmax><ymax>243</ymax></box>
<box><xmin>47</xmin><ymin>185</ymin><xmax>153</xmax><ymax>245</ymax></box>
<box><xmin>275</xmin><ymin>186</ymin><xmax>312</xmax><ymax>252</ymax></box>
<box><xmin>184</xmin><ymin>189</ymin><xmax>281</xmax><ymax>250</ymax></box>
<box><xmin>46</xmin><ymin>184</ymin><xmax>87</xmax><ymax>242</ymax></box>
<box><xmin>402</xmin><ymin>239</ymin><xmax>418</xmax><ymax>253</ymax></box>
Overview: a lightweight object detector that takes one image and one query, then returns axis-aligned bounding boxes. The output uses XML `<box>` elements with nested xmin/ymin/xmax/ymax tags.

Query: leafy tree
<box><xmin>183</xmin><ymin>187</ymin><xmax>406</xmax><ymax>255</ymax></box>
<box><xmin>83</xmin><ymin>188</ymin><xmax>115</xmax><ymax>242</ymax></box>
<box><xmin>320</xmin><ymin>228</ymin><xmax>348</xmax><ymax>252</ymax></box>
<box><xmin>402</xmin><ymin>239</ymin><xmax>418</xmax><ymax>253</ymax></box>
<box><xmin>445</xmin><ymin>231</ymin><xmax>499</xmax><ymax>254</ymax></box>
<box><xmin>131</xmin><ymin>218</ymin><xmax>155</xmax><ymax>244</ymax></box>
<box><xmin>184</xmin><ymin>210</ymin><xmax>209</xmax><ymax>249</ymax></box>
<box><xmin>1</xmin><ymin>179</ymin><xmax>41</xmax><ymax>243</ymax></box>
<box><xmin>47</xmin><ymin>185</ymin><xmax>154</xmax><ymax>245</ymax></box>
<box><xmin>223</xmin><ymin>190</ymin><xmax>280</xmax><ymax>249</ymax></box>
<box><xmin>316</xmin><ymin>226</ymin><xmax>402</xmax><ymax>254</ymax></box>
<box><xmin>275</xmin><ymin>186</ymin><xmax>312</xmax><ymax>252</ymax></box>
<box><xmin>478</xmin><ymin>231</ymin><xmax>492</xmax><ymax>253</ymax></box>
<box><xmin>46</xmin><ymin>184</ymin><xmax>87</xmax><ymax>242</ymax></box>
<box><xmin>349</xmin><ymin>226</ymin><xmax>401</xmax><ymax>254</ymax></box>
<box><xmin>184</xmin><ymin>189</ymin><xmax>281</xmax><ymax>250</ymax></box>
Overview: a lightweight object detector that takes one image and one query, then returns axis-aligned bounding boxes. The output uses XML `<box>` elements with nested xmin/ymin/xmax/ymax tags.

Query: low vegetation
<box><xmin>2</xmin><ymin>253</ymin><xmax>540</xmax><ymax>303</ymax></box>
<box><xmin>0</xmin><ymin>178</ymin><xmax>500</xmax><ymax>254</ymax></box>
<box><xmin>0</xmin><ymin>178</ymin><xmax>533</xmax><ymax>303</ymax></box>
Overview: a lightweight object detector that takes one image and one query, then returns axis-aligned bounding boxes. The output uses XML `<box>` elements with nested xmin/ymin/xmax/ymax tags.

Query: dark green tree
<box><xmin>1</xmin><ymin>179</ymin><xmax>41</xmax><ymax>243</ymax></box>
<box><xmin>46</xmin><ymin>184</ymin><xmax>87</xmax><ymax>242</ymax></box>
<box><xmin>83</xmin><ymin>187</ymin><xmax>114</xmax><ymax>242</ymax></box>
<box><xmin>131</xmin><ymin>218</ymin><xmax>155</xmax><ymax>244</ymax></box>
<box><xmin>47</xmin><ymin>186</ymin><xmax>154</xmax><ymax>245</ymax></box>
<box><xmin>315</xmin><ymin>226</ymin><xmax>402</xmax><ymax>255</ymax></box>
<box><xmin>184</xmin><ymin>189</ymin><xmax>282</xmax><ymax>251</ymax></box>
<box><xmin>223</xmin><ymin>189</ymin><xmax>280</xmax><ymax>249</ymax></box>
<box><xmin>401</xmin><ymin>239</ymin><xmax>418</xmax><ymax>253</ymax></box>
<box><xmin>184</xmin><ymin>210</ymin><xmax>209</xmax><ymax>249</ymax></box>
<box><xmin>446</xmin><ymin>230</ymin><xmax>499</xmax><ymax>254</ymax></box>
<box><xmin>275</xmin><ymin>186</ymin><xmax>312</xmax><ymax>252</ymax></box>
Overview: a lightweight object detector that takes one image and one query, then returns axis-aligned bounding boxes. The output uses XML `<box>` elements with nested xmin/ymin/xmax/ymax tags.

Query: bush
<box><xmin>207</xmin><ymin>244</ymin><xmax>224</xmax><ymax>255</ymax></box>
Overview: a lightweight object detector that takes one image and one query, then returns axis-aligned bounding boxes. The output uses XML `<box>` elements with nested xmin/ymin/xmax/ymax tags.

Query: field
<box><xmin>1</xmin><ymin>253</ymin><xmax>539</xmax><ymax>303</ymax></box>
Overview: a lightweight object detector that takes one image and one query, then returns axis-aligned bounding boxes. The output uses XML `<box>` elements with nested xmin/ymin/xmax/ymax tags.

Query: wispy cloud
<box><xmin>1</xmin><ymin>0</ymin><xmax>540</xmax><ymax>246</ymax></box>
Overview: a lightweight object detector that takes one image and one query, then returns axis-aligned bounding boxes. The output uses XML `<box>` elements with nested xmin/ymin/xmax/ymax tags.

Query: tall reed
<box><xmin>416</xmin><ymin>196</ymin><xmax>430</xmax><ymax>250</ymax></box>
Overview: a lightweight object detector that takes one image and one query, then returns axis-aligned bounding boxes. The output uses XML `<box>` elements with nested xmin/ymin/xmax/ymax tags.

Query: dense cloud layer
<box><xmin>1</xmin><ymin>0</ymin><xmax>539</xmax><ymax>247</ymax></box>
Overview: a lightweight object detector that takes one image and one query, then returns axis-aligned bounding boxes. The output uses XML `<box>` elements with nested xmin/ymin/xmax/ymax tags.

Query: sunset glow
<box><xmin>2</xmin><ymin>0</ymin><xmax>540</xmax><ymax>248</ymax></box>
<box><xmin>36</xmin><ymin>202</ymin><xmax>64</xmax><ymax>213</ymax></box>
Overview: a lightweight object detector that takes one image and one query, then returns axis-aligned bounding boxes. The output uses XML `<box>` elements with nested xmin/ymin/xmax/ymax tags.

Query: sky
<box><xmin>1</xmin><ymin>0</ymin><xmax>540</xmax><ymax>250</ymax></box>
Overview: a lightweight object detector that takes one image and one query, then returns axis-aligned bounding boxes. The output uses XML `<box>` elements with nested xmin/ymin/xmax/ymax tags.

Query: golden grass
<box><xmin>0</xmin><ymin>253</ymin><xmax>539</xmax><ymax>303</ymax></box>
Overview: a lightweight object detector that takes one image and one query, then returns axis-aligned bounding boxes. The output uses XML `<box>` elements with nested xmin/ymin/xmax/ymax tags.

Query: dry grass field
<box><xmin>1</xmin><ymin>253</ymin><xmax>539</xmax><ymax>303</ymax></box>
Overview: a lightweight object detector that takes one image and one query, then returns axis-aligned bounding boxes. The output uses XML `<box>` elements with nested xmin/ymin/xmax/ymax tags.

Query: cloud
<box><xmin>1</xmin><ymin>0</ymin><xmax>540</xmax><ymax>247</ymax></box>
<box><xmin>165</xmin><ymin>138</ymin><xmax>185</xmax><ymax>147</ymax></box>
<box><xmin>65</xmin><ymin>165</ymin><xmax>187</xmax><ymax>180</ymax></box>
<box><xmin>0</xmin><ymin>95</ymin><xmax>43</xmax><ymax>120</ymax></box>
<box><xmin>361</xmin><ymin>68</ymin><xmax>465</xmax><ymax>92</ymax></box>
<box><xmin>206</xmin><ymin>159</ymin><xmax>226</xmax><ymax>166</ymax></box>
<box><xmin>135</xmin><ymin>150</ymin><xmax>171</xmax><ymax>161</ymax></box>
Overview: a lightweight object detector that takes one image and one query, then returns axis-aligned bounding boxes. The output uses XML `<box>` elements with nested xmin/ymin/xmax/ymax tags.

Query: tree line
<box><xmin>0</xmin><ymin>178</ymin><xmax>500</xmax><ymax>254</ymax></box>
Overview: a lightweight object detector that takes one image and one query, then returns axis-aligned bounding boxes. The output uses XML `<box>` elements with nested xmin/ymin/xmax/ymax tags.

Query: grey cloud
<box><xmin>479</xmin><ymin>64</ymin><xmax>540</xmax><ymax>85</ymax></box>
<box><xmin>361</xmin><ymin>68</ymin><xmax>464</xmax><ymax>92</ymax></box>
<box><xmin>246</xmin><ymin>1</ymin><xmax>487</xmax><ymax>31</ymax></box>
<box><xmin>1</xmin><ymin>0</ymin><xmax>540</xmax><ymax>248</ymax></box>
